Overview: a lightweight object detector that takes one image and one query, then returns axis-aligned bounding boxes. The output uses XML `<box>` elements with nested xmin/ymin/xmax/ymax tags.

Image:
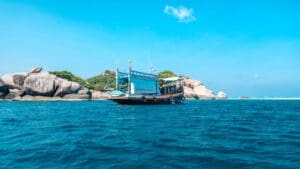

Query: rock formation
<box><xmin>0</xmin><ymin>67</ymin><xmax>98</xmax><ymax>101</ymax></box>
<box><xmin>24</xmin><ymin>72</ymin><xmax>57</xmax><ymax>96</ymax></box>
<box><xmin>216</xmin><ymin>91</ymin><xmax>227</xmax><ymax>99</ymax></box>
<box><xmin>30</xmin><ymin>67</ymin><xmax>43</xmax><ymax>74</ymax></box>
<box><xmin>92</xmin><ymin>91</ymin><xmax>109</xmax><ymax>100</ymax></box>
<box><xmin>54</xmin><ymin>78</ymin><xmax>80</xmax><ymax>97</ymax></box>
<box><xmin>1</xmin><ymin>73</ymin><xmax>28</xmax><ymax>89</ymax></box>
<box><xmin>18</xmin><ymin>95</ymin><xmax>62</xmax><ymax>101</ymax></box>
<box><xmin>0</xmin><ymin>78</ymin><xmax>9</xmax><ymax>99</ymax></box>
<box><xmin>5</xmin><ymin>89</ymin><xmax>25</xmax><ymax>100</ymax></box>
<box><xmin>63</xmin><ymin>94</ymin><xmax>90</xmax><ymax>100</ymax></box>
<box><xmin>21</xmin><ymin>95</ymin><xmax>34</xmax><ymax>101</ymax></box>
<box><xmin>182</xmin><ymin>78</ymin><xmax>215</xmax><ymax>99</ymax></box>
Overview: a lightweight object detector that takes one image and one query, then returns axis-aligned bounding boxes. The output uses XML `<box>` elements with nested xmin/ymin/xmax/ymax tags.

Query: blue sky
<box><xmin>1</xmin><ymin>0</ymin><xmax>300</xmax><ymax>97</ymax></box>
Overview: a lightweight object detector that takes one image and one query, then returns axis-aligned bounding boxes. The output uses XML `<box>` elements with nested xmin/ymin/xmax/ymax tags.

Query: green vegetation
<box><xmin>49</xmin><ymin>71</ymin><xmax>87</xmax><ymax>87</ymax></box>
<box><xmin>158</xmin><ymin>70</ymin><xmax>177</xmax><ymax>78</ymax></box>
<box><xmin>50</xmin><ymin>70</ymin><xmax>177</xmax><ymax>91</ymax></box>
<box><xmin>86</xmin><ymin>70</ymin><xmax>115</xmax><ymax>91</ymax></box>
<box><xmin>50</xmin><ymin>70</ymin><xmax>116</xmax><ymax>90</ymax></box>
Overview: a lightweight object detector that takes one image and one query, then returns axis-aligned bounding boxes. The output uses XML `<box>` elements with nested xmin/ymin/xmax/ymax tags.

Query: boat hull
<box><xmin>108</xmin><ymin>93</ymin><xmax>184</xmax><ymax>105</ymax></box>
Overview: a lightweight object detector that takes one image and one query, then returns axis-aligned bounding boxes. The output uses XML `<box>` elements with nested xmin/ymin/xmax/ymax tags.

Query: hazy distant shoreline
<box><xmin>226</xmin><ymin>98</ymin><xmax>300</xmax><ymax>100</ymax></box>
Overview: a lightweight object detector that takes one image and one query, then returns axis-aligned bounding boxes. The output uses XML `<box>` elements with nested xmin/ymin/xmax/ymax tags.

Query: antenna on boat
<box><xmin>149</xmin><ymin>67</ymin><xmax>156</xmax><ymax>74</ymax></box>
<box><xmin>128</xmin><ymin>60</ymin><xmax>132</xmax><ymax>70</ymax></box>
<box><xmin>115</xmin><ymin>60</ymin><xmax>120</xmax><ymax>70</ymax></box>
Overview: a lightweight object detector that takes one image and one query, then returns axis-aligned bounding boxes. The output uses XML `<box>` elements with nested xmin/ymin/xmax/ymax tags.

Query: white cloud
<box><xmin>164</xmin><ymin>5</ymin><xmax>196</xmax><ymax>23</ymax></box>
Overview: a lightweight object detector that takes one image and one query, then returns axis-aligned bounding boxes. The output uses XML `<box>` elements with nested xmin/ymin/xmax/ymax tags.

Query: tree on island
<box><xmin>49</xmin><ymin>71</ymin><xmax>87</xmax><ymax>87</ymax></box>
<box><xmin>50</xmin><ymin>70</ymin><xmax>116</xmax><ymax>91</ymax></box>
<box><xmin>86</xmin><ymin>70</ymin><xmax>115</xmax><ymax>91</ymax></box>
<box><xmin>158</xmin><ymin>70</ymin><xmax>177</xmax><ymax>78</ymax></box>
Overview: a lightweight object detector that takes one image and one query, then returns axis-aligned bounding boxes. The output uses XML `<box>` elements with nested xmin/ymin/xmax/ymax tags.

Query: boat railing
<box><xmin>130</xmin><ymin>70</ymin><xmax>158</xmax><ymax>80</ymax></box>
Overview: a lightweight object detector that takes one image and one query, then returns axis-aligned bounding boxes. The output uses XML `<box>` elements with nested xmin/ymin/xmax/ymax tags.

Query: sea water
<box><xmin>0</xmin><ymin>100</ymin><xmax>299</xmax><ymax>169</ymax></box>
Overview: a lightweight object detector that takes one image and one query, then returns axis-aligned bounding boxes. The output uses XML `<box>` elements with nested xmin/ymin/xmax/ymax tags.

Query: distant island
<box><xmin>0</xmin><ymin>67</ymin><xmax>227</xmax><ymax>101</ymax></box>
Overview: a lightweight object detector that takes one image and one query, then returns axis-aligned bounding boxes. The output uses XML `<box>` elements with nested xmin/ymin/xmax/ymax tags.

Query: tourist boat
<box><xmin>108</xmin><ymin>65</ymin><xmax>184</xmax><ymax>104</ymax></box>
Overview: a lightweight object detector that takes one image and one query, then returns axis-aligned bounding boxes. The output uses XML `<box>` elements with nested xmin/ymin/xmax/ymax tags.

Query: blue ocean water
<box><xmin>0</xmin><ymin>100</ymin><xmax>299</xmax><ymax>169</ymax></box>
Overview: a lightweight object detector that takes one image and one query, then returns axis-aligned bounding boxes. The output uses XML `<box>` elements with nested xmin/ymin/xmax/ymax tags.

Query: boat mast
<box><xmin>128</xmin><ymin>60</ymin><xmax>131</xmax><ymax>95</ymax></box>
<box><xmin>115</xmin><ymin>61</ymin><xmax>119</xmax><ymax>90</ymax></box>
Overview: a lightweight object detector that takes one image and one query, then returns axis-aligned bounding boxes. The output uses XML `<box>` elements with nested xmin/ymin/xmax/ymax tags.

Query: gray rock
<box><xmin>24</xmin><ymin>72</ymin><xmax>57</xmax><ymax>96</ymax></box>
<box><xmin>1</xmin><ymin>73</ymin><xmax>28</xmax><ymax>89</ymax></box>
<box><xmin>54</xmin><ymin>78</ymin><xmax>80</xmax><ymax>97</ymax></box>
<box><xmin>5</xmin><ymin>89</ymin><xmax>26</xmax><ymax>100</ymax></box>
<box><xmin>21</xmin><ymin>95</ymin><xmax>62</xmax><ymax>101</ymax></box>
<box><xmin>0</xmin><ymin>78</ymin><xmax>9</xmax><ymax>99</ymax></box>
<box><xmin>183</xmin><ymin>86</ymin><xmax>197</xmax><ymax>98</ymax></box>
<box><xmin>216</xmin><ymin>91</ymin><xmax>227</xmax><ymax>100</ymax></box>
<box><xmin>183</xmin><ymin>78</ymin><xmax>203</xmax><ymax>88</ymax></box>
<box><xmin>92</xmin><ymin>91</ymin><xmax>109</xmax><ymax>100</ymax></box>
<box><xmin>13</xmin><ymin>74</ymin><xmax>27</xmax><ymax>86</ymax></box>
<box><xmin>9</xmin><ymin>89</ymin><xmax>20</xmax><ymax>93</ymax></box>
<box><xmin>30</xmin><ymin>67</ymin><xmax>43</xmax><ymax>73</ymax></box>
<box><xmin>31</xmin><ymin>96</ymin><xmax>62</xmax><ymax>101</ymax></box>
<box><xmin>21</xmin><ymin>95</ymin><xmax>34</xmax><ymax>101</ymax></box>
<box><xmin>63</xmin><ymin>94</ymin><xmax>90</xmax><ymax>100</ymax></box>
<box><xmin>12</xmin><ymin>96</ymin><xmax>22</xmax><ymax>101</ymax></box>
<box><xmin>78</xmin><ymin>88</ymin><xmax>89</xmax><ymax>94</ymax></box>
<box><xmin>183</xmin><ymin>78</ymin><xmax>215</xmax><ymax>99</ymax></box>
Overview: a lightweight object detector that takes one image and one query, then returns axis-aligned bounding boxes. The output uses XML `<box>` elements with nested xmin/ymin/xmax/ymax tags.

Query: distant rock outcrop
<box><xmin>19</xmin><ymin>95</ymin><xmax>62</xmax><ymax>101</ymax></box>
<box><xmin>92</xmin><ymin>91</ymin><xmax>109</xmax><ymax>100</ymax></box>
<box><xmin>0</xmin><ymin>67</ymin><xmax>94</xmax><ymax>100</ymax></box>
<box><xmin>78</xmin><ymin>88</ymin><xmax>89</xmax><ymax>95</ymax></box>
<box><xmin>182</xmin><ymin>78</ymin><xmax>215</xmax><ymax>99</ymax></box>
<box><xmin>54</xmin><ymin>78</ymin><xmax>80</xmax><ymax>97</ymax></box>
<box><xmin>24</xmin><ymin>72</ymin><xmax>57</xmax><ymax>96</ymax></box>
<box><xmin>216</xmin><ymin>91</ymin><xmax>227</xmax><ymax>99</ymax></box>
<box><xmin>1</xmin><ymin>73</ymin><xmax>28</xmax><ymax>89</ymax></box>
<box><xmin>5</xmin><ymin>89</ymin><xmax>25</xmax><ymax>100</ymax></box>
<box><xmin>21</xmin><ymin>95</ymin><xmax>34</xmax><ymax>101</ymax></box>
<box><xmin>63</xmin><ymin>93</ymin><xmax>90</xmax><ymax>100</ymax></box>
<box><xmin>30</xmin><ymin>67</ymin><xmax>43</xmax><ymax>74</ymax></box>
<box><xmin>0</xmin><ymin>78</ymin><xmax>9</xmax><ymax>99</ymax></box>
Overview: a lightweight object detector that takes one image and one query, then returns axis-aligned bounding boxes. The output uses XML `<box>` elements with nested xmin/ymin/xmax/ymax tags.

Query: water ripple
<box><xmin>0</xmin><ymin>100</ymin><xmax>299</xmax><ymax>169</ymax></box>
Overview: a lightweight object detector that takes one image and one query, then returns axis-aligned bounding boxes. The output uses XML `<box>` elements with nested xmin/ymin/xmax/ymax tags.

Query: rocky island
<box><xmin>0</xmin><ymin>67</ymin><xmax>227</xmax><ymax>101</ymax></box>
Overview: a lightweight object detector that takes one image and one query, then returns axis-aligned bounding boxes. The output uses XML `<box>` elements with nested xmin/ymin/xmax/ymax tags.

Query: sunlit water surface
<box><xmin>0</xmin><ymin>100</ymin><xmax>299</xmax><ymax>169</ymax></box>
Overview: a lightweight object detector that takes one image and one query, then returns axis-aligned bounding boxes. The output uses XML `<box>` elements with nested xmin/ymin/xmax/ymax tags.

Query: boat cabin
<box><xmin>159</xmin><ymin>77</ymin><xmax>184</xmax><ymax>95</ymax></box>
